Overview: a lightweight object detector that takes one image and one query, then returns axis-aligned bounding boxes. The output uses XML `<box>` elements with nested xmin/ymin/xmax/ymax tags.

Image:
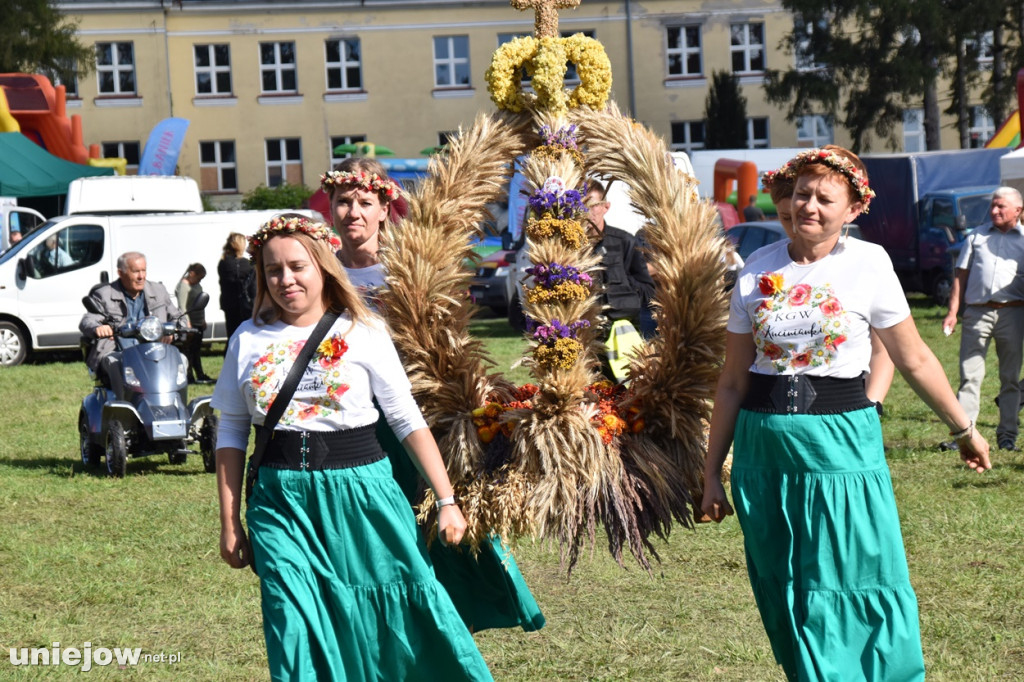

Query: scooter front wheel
<box><xmin>106</xmin><ymin>420</ymin><xmax>128</xmax><ymax>478</ymax></box>
<box><xmin>200</xmin><ymin>414</ymin><xmax>218</xmax><ymax>474</ymax></box>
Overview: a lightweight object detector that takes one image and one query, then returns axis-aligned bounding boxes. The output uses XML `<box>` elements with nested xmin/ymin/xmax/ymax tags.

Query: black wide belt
<box><xmin>741</xmin><ymin>372</ymin><xmax>873</xmax><ymax>415</ymax></box>
<box><xmin>255</xmin><ymin>422</ymin><xmax>385</xmax><ymax>471</ymax></box>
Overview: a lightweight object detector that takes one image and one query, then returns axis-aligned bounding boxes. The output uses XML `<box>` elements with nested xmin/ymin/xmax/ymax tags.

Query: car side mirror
<box><xmin>501</xmin><ymin>229</ymin><xmax>514</xmax><ymax>250</ymax></box>
<box><xmin>15</xmin><ymin>258</ymin><xmax>26</xmax><ymax>281</ymax></box>
<box><xmin>955</xmin><ymin>215</ymin><xmax>967</xmax><ymax>231</ymax></box>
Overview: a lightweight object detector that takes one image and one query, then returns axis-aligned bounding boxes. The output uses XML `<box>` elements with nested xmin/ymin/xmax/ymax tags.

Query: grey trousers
<box><xmin>957</xmin><ymin>304</ymin><xmax>1024</xmax><ymax>442</ymax></box>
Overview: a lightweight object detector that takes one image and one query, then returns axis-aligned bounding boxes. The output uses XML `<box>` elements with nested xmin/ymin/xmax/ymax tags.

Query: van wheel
<box><xmin>106</xmin><ymin>420</ymin><xmax>128</xmax><ymax>478</ymax></box>
<box><xmin>931</xmin><ymin>274</ymin><xmax>952</xmax><ymax>308</ymax></box>
<box><xmin>0</xmin><ymin>321</ymin><xmax>28</xmax><ymax>367</ymax></box>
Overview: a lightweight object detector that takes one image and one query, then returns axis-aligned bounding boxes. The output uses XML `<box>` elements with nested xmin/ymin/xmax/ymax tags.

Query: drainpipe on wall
<box><xmin>624</xmin><ymin>0</ymin><xmax>636</xmax><ymax>117</ymax></box>
<box><xmin>163</xmin><ymin>1</ymin><xmax>174</xmax><ymax>117</ymax></box>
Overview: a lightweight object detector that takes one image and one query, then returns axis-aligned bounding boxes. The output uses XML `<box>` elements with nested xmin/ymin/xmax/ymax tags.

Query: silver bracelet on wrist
<box><xmin>435</xmin><ymin>495</ymin><xmax>458</xmax><ymax>510</ymax></box>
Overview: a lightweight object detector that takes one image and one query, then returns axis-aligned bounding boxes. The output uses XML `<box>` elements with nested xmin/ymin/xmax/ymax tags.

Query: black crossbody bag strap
<box><xmin>245</xmin><ymin>311</ymin><xmax>339</xmax><ymax>501</ymax></box>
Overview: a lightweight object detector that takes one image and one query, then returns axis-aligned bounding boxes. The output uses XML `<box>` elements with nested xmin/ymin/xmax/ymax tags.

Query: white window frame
<box><xmin>794</xmin><ymin>15</ymin><xmax>828</xmax><ymax>72</ymax></box>
<box><xmin>433</xmin><ymin>36</ymin><xmax>471</xmax><ymax>88</ymax></box>
<box><xmin>265</xmin><ymin>138</ymin><xmax>302</xmax><ymax>187</ymax></box>
<box><xmin>968</xmin><ymin>105</ymin><xmax>995</xmax><ymax>148</ymax></box>
<box><xmin>101</xmin><ymin>141</ymin><xmax>140</xmax><ymax>174</ymax></box>
<box><xmin>666</xmin><ymin>25</ymin><xmax>702</xmax><ymax>78</ymax></box>
<box><xmin>325</xmin><ymin>38</ymin><xmax>363</xmax><ymax>92</ymax></box>
<box><xmin>260</xmin><ymin>41</ymin><xmax>298</xmax><ymax>94</ymax></box>
<box><xmin>194</xmin><ymin>44</ymin><xmax>232</xmax><ymax>96</ymax></box>
<box><xmin>796</xmin><ymin>114</ymin><xmax>833</xmax><ymax>147</ymax></box>
<box><xmin>670</xmin><ymin>121</ymin><xmax>705</xmax><ymax>155</ymax></box>
<box><xmin>903</xmin><ymin>108</ymin><xmax>925</xmax><ymax>152</ymax></box>
<box><xmin>199</xmin><ymin>140</ymin><xmax>237</xmax><ymax>192</ymax></box>
<box><xmin>329</xmin><ymin>134</ymin><xmax>367</xmax><ymax>168</ymax></box>
<box><xmin>965</xmin><ymin>31</ymin><xmax>994</xmax><ymax>71</ymax></box>
<box><xmin>96</xmin><ymin>42</ymin><xmax>136</xmax><ymax>95</ymax></box>
<box><xmin>730</xmin><ymin>23</ymin><xmax>765</xmax><ymax>74</ymax></box>
<box><xmin>746</xmin><ymin>117</ymin><xmax>769</xmax><ymax>149</ymax></box>
<box><xmin>47</xmin><ymin>62</ymin><xmax>78</xmax><ymax>98</ymax></box>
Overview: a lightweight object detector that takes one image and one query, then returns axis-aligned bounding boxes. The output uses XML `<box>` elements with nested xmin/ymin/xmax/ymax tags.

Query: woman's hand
<box><xmin>437</xmin><ymin>505</ymin><xmax>468</xmax><ymax>546</ymax></box>
<box><xmin>959</xmin><ymin>430</ymin><xmax>992</xmax><ymax>473</ymax></box>
<box><xmin>701</xmin><ymin>475</ymin><xmax>734</xmax><ymax>523</ymax></box>
<box><xmin>220</xmin><ymin>517</ymin><xmax>252</xmax><ymax>569</ymax></box>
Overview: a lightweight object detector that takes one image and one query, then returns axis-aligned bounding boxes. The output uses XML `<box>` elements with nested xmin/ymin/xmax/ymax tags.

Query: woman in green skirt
<box><xmin>322</xmin><ymin>157</ymin><xmax>545</xmax><ymax>634</ymax></box>
<box><xmin>213</xmin><ymin>215</ymin><xmax>492</xmax><ymax>680</ymax></box>
<box><xmin>703</xmin><ymin>145</ymin><xmax>991</xmax><ymax>681</ymax></box>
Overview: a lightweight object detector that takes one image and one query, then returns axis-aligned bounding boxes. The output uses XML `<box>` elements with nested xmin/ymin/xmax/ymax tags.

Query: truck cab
<box><xmin>916</xmin><ymin>187</ymin><xmax>995</xmax><ymax>305</ymax></box>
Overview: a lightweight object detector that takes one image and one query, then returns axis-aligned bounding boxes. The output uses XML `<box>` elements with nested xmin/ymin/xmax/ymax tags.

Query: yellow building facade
<box><xmin>57</xmin><ymin>0</ymin><xmax>990</xmax><ymax>200</ymax></box>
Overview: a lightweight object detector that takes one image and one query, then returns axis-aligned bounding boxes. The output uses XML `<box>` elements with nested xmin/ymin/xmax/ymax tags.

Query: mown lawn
<box><xmin>0</xmin><ymin>301</ymin><xmax>1021</xmax><ymax>680</ymax></box>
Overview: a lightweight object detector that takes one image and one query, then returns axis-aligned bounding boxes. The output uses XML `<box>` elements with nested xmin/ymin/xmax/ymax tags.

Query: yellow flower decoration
<box><xmin>525</xmin><ymin>215</ymin><xmax>585</xmax><ymax>249</ymax></box>
<box><xmin>485</xmin><ymin>33</ymin><xmax>611</xmax><ymax>114</ymax></box>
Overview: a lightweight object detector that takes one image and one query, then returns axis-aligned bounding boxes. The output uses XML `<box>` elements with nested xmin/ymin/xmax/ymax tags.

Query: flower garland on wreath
<box><xmin>375</xmin><ymin>0</ymin><xmax>728</xmax><ymax>572</ymax></box>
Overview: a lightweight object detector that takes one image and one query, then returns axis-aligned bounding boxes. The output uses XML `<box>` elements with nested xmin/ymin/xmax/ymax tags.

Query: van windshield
<box><xmin>0</xmin><ymin>220</ymin><xmax>59</xmax><ymax>264</ymax></box>
<box><xmin>959</xmin><ymin>194</ymin><xmax>993</xmax><ymax>230</ymax></box>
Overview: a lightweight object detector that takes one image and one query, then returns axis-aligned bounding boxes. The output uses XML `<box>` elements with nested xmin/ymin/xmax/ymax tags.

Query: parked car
<box><xmin>726</xmin><ymin>220</ymin><xmax>789</xmax><ymax>261</ymax></box>
<box><xmin>469</xmin><ymin>248</ymin><xmax>514</xmax><ymax>314</ymax></box>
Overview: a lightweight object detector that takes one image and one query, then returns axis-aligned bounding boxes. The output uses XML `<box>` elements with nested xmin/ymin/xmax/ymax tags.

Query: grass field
<box><xmin>0</xmin><ymin>300</ymin><xmax>1021</xmax><ymax>680</ymax></box>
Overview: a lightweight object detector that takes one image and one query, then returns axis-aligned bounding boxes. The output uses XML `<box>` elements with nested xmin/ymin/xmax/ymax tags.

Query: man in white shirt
<box><xmin>942</xmin><ymin>187</ymin><xmax>1024</xmax><ymax>451</ymax></box>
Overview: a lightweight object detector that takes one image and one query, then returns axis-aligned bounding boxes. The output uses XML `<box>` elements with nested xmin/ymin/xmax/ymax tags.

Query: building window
<box><xmin>497</xmin><ymin>33</ymin><xmax>532</xmax><ymax>83</ymax></box>
<box><xmin>730</xmin><ymin>23</ymin><xmax>765</xmax><ymax>74</ymax></box>
<box><xmin>746</xmin><ymin>117</ymin><xmax>769</xmax><ymax>149</ymax></box>
<box><xmin>260</xmin><ymin>42</ymin><xmax>297</xmax><ymax>93</ymax></box>
<box><xmin>194</xmin><ymin>44</ymin><xmax>232</xmax><ymax>95</ymax></box>
<box><xmin>46</xmin><ymin>62</ymin><xmax>78</xmax><ymax>98</ymax></box>
<box><xmin>326</xmin><ymin>38</ymin><xmax>362</xmax><ymax>91</ymax></box>
<box><xmin>561</xmin><ymin>29</ymin><xmax>595</xmax><ymax>83</ymax></box>
<box><xmin>796</xmin><ymin>114</ymin><xmax>833</xmax><ymax>147</ymax></box>
<box><xmin>433</xmin><ymin>36</ymin><xmax>470</xmax><ymax>88</ymax></box>
<box><xmin>96</xmin><ymin>42</ymin><xmax>136</xmax><ymax>95</ymax></box>
<box><xmin>666</xmin><ymin>26</ymin><xmax>702</xmax><ymax>77</ymax></box>
<box><xmin>101</xmin><ymin>141</ymin><xmax>141</xmax><ymax>174</ymax></box>
<box><xmin>670</xmin><ymin>121</ymin><xmax>705</xmax><ymax>155</ymax></box>
<box><xmin>965</xmin><ymin>31</ymin><xmax>994</xmax><ymax>71</ymax></box>
<box><xmin>266</xmin><ymin>138</ymin><xmax>302</xmax><ymax>187</ymax></box>
<box><xmin>199</xmin><ymin>140</ymin><xmax>237</xmax><ymax>192</ymax></box>
<box><xmin>794</xmin><ymin>14</ymin><xmax>828</xmax><ymax>72</ymax></box>
<box><xmin>903</xmin><ymin>108</ymin><xmax>925</xmax><ymax>152</ymax></box>
<box><xmin>968</xmin><ymin>106</ymin><xmax>995</xmax><ymax>148</ymax></box>
<box><xmin>329</xmin><ymin>134</ymin><xmax>367</xmax><ymax>167</ymax></box>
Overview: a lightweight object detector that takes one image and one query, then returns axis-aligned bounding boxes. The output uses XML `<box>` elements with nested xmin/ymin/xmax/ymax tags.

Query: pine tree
<box><xmin>704</xmin><ymin>71</ymin><xmax>748</xmax><ymax>150</ymax></box>
<box><xmin>0</xmin><ymin>0</ymin><xmax>95</xmax><ymax>79</ymax></box>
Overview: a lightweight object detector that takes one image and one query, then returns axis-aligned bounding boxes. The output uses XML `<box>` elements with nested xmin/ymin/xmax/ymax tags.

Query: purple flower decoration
<box><xmin>528</xmin><ymin>187</ymin><xmax>587</xmax><ymax>218</ymax></box>
<box><xmin>526</xmin><ymin>262</ymin><xmax>593</xmax><ymax>289</ymax></box>
<box><xmin>539</xmin><ymin>123</ymin><xmax>580</xmax><ymax>150</ymax></box>
<box><xmin>530</xmin><ymin>318</ymin><xmax>591</xmax><ymax>344</ymax></box>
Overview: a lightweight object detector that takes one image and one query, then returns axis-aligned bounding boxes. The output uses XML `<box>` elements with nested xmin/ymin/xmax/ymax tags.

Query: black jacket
<box><xmin>593</xmin><ymin>224</ymin><xmax>655</xmax><ymax>323</ymax></box>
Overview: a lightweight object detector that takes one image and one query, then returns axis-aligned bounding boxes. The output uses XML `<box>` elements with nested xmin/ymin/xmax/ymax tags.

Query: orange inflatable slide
<box><xmin>0</xmin><ymin>73</ymin><xmax>91</xmax><ymax>164</ymax></box>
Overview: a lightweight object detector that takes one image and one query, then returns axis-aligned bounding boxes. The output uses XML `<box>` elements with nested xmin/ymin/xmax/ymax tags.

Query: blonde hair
<box><xmin>250</xmin><ymin>228</ymin><xmax>371</xmax><ymax>327</ymax></box>
<box><xmin>222</xmin><ymin>233</ymin><xmax>247</xmax><ymax>259</ymax></box>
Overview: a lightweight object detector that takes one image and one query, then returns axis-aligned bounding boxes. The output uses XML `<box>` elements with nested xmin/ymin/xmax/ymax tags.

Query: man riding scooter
<box><xmin>79</xmin><ymin>251</ymin><xmax>180</xmax><ymax>387</ymax></box>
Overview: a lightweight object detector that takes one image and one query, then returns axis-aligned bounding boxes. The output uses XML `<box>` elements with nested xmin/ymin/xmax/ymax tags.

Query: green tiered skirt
<box><xmin>731</xmin><ymin>406</ymin><xmax>925</xmax><ymax>682</ymax></box>
<box><xmin>379</xmin><ymin>419</ymin><xmax>546</xmax><ymax>634</ymax></box>
<box><xmin>247</xmin><ymin>459</ymin><xmax>493</xmax><ymax>682</ymax></box>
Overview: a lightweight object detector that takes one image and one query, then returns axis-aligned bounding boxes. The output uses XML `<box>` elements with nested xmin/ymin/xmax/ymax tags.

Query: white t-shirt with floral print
<box><xmin>212</xmin><ymin>312</ymin><xmax>426</xmax><ymax>451</ymax></box>
<box><xmin>727</xmin><ymin>238</ymin><xmax>910</xmax><ymax>377</ymax></box>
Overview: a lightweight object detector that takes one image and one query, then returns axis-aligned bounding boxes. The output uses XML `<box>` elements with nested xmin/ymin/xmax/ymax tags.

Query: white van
<box><xmin>0</xmin><ymin>208</ymin><xmax>307</xmax><ymax>366</ymax></box>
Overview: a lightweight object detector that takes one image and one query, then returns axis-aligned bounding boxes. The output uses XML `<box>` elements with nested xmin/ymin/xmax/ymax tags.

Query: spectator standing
<box><xmin>743</xmin><ymin>193</ymin><xmax>766</xmax><ymax>222</ymax></box>
<box><xmin>942</xmin><ymin>186</ymin><xmax>1024</xmax><ymax>451</ymax></box>
<box><xmin>175</xmin><ymin>263</ymin><xmax>214</xmax><ymax>384</ymax></box>
<box><xmin>218</xmin><ymin>232</ymin><xmax>254</xmax><ymax>342</ymax></box>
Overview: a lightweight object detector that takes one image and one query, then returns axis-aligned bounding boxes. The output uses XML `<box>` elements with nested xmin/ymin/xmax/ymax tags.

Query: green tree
<box><xmin>764</xmin><ymin>1</ymin><xmax>953</xmax><ymax>152</ymax></box>
<box><xmin>704</xmin><ymin>71</ymin><xmax>748</xmax><ymax>149</ymax></box>
<box><xmin>0</xmin><ymin>0</ymin><xmax>95</xmax><ymax>79</ymax></box>
<box><xmin>241</xmin><ymin>183</ymin><xmax>313</xmax><ymax>211</ymax></box>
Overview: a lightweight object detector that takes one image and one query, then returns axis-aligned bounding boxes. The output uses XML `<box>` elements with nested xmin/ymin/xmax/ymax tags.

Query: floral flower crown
<box><xmin>781</xmin><ymin>148</ymin><xmax>876</xmax><ymax>212</ymax></box>
<box><xmin>247</xmin><ymin>215</ymin><xmax>342</xmax><ymax>257</ymax></box>
<box><xmin>320</xmin><ymin>170</ymin><xmax>403</xmax><ymax>201</ymax></box>
<box><xmin>760</xmin><ymin>167</ymin><xmax>795</xmax><ymax>191</ymax></box>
